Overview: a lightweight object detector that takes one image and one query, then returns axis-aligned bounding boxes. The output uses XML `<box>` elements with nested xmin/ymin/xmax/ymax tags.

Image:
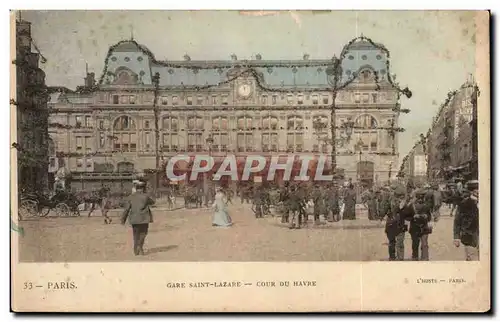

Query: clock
<box><xmin>238</xmin><ymin>84</ymin><xmax>252</xmax><ymax>98</ymax></box>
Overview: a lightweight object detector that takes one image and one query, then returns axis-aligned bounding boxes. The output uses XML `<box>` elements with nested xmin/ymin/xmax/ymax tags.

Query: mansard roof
<box><xmin>98</xmin><ymin>38</ymin><xmax>395</xmax><ymax>90</ymax></box>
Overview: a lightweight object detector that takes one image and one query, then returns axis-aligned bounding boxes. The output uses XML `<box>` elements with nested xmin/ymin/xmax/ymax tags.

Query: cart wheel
<box><xmin>54</xmin><ymin>203</ymin><xmax>70</xmax><ymax>217</ymax></box>
<box><xmin>39</xmin><ymin>206</ymin><xmax>50</xmax><ymax>218</ymax></box>
<box><xmin>19</xmin><ymin>200</ymin><xmax>38</xmax><ymax>220</ymax></box>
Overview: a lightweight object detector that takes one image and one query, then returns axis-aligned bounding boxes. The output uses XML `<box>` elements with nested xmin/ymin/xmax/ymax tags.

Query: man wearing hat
<box><xmin>381</xmin><ymin>185</ymin><xmax>411</xmax><ymax>260</ymax></box>
<box><xmin>453</xmin><ymin>183</ymin><xmax>479</xmax><ymax>261</ymax></box>
<box><xmin>409</xmin><ymin>188</ymin><xmax>433</xmax><ymax>260</ymax></box>
<box><xmin>121</xmin><ymin>179</ymin><xmax>155</xmax><ymax>256</ymax></box>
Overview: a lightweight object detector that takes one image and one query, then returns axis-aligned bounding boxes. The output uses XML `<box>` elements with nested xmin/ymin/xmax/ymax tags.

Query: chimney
<box><xmin>231</xmin><ymin>54</ymin><xmax>237</xmax><ymax>61</ymax></box>
<box><xmin>84</xmin><ymin>72</ymin><xmax>95</xmax><ymax>88</ymax></box>
<box><xmin>183</xmin><ymin>54</ymin><xmax>191</xmax><ymax>61</ymax></box>
<box><xmin>303</xmin><ymin>53</ymin><xmax>310</xmax><ymax>60</ymax></box>
<box><xmin>255</xmin><ymin>53</ymin><xmax>262</xmax><ymax>60</ymax></box>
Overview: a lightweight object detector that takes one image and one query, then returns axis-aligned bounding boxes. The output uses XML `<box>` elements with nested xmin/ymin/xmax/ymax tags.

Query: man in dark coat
<box><xmin>453</xmin><ymin>188</ymin><xmax>479</xmax><ymax>261</ymax></box>
<box><xmin>312</xmin><ymin>185</ymin><xmax>326</xmax><ymax>224</ymax></box>
<box><xmin>409</xmin><ymin>189</ymin><xmax>433</xmax><ymax>260</ymax></box>
<box><xmin>287</xmin><ymin>185</ymin><xmax>303</xmax><ymax>229</ymax></box>
<box><xmin>121</xmin><ymin>181</ymin><xmax>155</xmax><ymax>256</ymax></box>
<box><xmin>279</xmin><ymin>183</ymin><xmax>291</xmax><ymax>223</ymax></box>
<box><xmin>325</xmin><ymin>184</ymin><xmax>340</xmax><ymax>222</ymax></box>
<box><xmin>342</xmin><ymin>184</ymin><xmax>357</xmax><ymax>220</ymax></box>
<box><xmin>381</xmin><ymin>186</ymin><xmax>412</xmax><ymax>260</ymax></box>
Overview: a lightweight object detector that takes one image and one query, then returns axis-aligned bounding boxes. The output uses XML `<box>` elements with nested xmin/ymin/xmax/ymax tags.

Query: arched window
<box><xmin>262</xmin><ymin>115</ymin><xmax>279</xmax><ymax>152</ymax></box>
<box><xmin>237</xmin><ymin>116</ymin><xmax>253</xmax><ymax>152</ymax></box>
<box><xmin>212</xmin><ymin>116</ymin><xmax>229</xmax><ymax>152</ymax></box>
<box><xmin>113</xmin><ymin>116</ymin><xmax>136</xmax><ymax>131</ymax></box>
<box><xmin>354</xmin><ymin>114</ymin><xmax>378</xmax><ymax>152</ymax></box>
<box><xmin>359</xmin><ymin>68</ymin><xmax>374</xmax><ymax>83</ymax></box>
<box><xmin>355</xmin><ymin>114</ymin><xmax>378</xmax><ymax>129</ymax></box>
<box><xmin>162</xmin><ymin>116</ymin><xmax>179</xmax><ymax>152</ymax></box>
<box><xmin>187</xmin><ymin>116</ymin><xmax>204</xmax><ymax>152</ymax></box>
<box><xmin>112</xmin><ymin>116</ymin><xmax>137</xmax><ymax>152</ymax></box>
<box><xmin>287</xmin><ymin>116</ymin><xmax>304</xmax><ymax>152</ymax></box>
<box><xmin>312</xmin><ymin>115</ymin><xmax>329</xmax><ymax>153</ymax></box>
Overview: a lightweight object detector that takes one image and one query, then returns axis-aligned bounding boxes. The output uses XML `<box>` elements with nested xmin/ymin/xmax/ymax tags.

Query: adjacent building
<box><xmin>398</xmin><ymin>141</ymin><xmax>427</xmax><ymax>186</ymax></box>
<box><xmin>426</xmin><ymin>76</ymin><xmax>478</xmax><ymax>182</ymax></box>
<box><xmin>48</xmin><ymin>38</ymin><xmax>406</xmax><ymax>192</ymax></box>
<box><xmin>15</xmin><ymin>19</ymin><xmax>50</xmax><ymax>193</ymax></box>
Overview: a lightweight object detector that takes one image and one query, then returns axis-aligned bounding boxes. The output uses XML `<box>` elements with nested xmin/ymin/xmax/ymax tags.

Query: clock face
<box><xmin>238</xmin><ymin>84</ymin><xmax>252</xmax><ymax>98</ymax></box>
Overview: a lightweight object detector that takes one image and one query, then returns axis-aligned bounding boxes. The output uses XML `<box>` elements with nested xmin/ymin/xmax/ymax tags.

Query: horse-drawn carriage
<box><xmin>183</xmin><ymin>186</ymin><xmax>203</xmax><ymax>209</ymax></box>
<box><xmin>18</xmin><ymin>189</ymin><xmax>81</xmax><ymax>220</ymax></box>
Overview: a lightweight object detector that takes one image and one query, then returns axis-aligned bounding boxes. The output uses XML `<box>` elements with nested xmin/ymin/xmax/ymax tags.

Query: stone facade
<box><xmin>426</xmin><ymin>77</ymin><xmax>477</xmax><ymax>182</ymax></box>
<box><xmin>48</xmin><ymin>38</ymin><xmax>404</xmax><ymax>192</ymax></box>
<box><xmin>15</xmin><ymin>19</ymin><xmax>50</xmax><ymax>193</ymax></box>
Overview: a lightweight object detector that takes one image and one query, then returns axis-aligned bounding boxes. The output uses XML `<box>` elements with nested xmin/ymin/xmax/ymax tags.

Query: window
<box><xmin>262</xmin><ymin>95</ymin><xmax>267</xmax><ymax>105</ymax></box>
<box><xmin>362</xmin><ymin>93</ymin><xmax>369</xmax><ymax>103</ymax></box>
<box><xmin>172</xmin><ymin>96</ymin><xmax>178</xmax><ymax>105</ymax></box>
<box><xmin>212</xmin><ymin>116</ymin><xmax>229</xmax><ymax>131</ymax></box>
<box><xmin>113</xmin><ymin>95</ymin><xmax>119</xmax><ymax>104</ymax></box>
<box><xmin>85</xmin><ymin>116</ymin><xmax>91</xmax><ymax>127</ymax></box>
<box><xmin>355</xmin><ymin>114</ymin><xmax>378</xmax><ymax>129</ymax></box>
<box><xmin>262</xmin><ymin>116</ymin><xmax>278</xmax><ymax>130</ymax></box>
<box><xmin>129</xmin><ymin>95</ymin><xmax>136</xmax><ymax>104</ymax></box>
<box><xmin>187</xmin><ymin>117</ymin><xmax>204</xmax><ymax>131</ymax></box>
<box><xmin>161</xmin><ymin>96</ymin><xmax>168</xmax><ymax>105</ymax></box>
<box><xmin>113</xmin><ymin>116</ymin><xmax>136</xmax><ymax>131</ymax></box>
<box><xmin>112</xmin><ymin>116</ymin><xmax>137</xmax><ymax>152</ymax></box>
<box><xmin>187</xmin><ymin>96</ymin><xmax>193</xmax><ymax>105</ymax></box>
<box><xmin>354</xmin><ymin>93</ymin><xmax>361</xmax><ymax>103</ymax></box>
<box><xmin>187</xmin><ymin>133</ymin><xmax>202</xmax><ymax>152</ymax></box>
<box><xmin>312</xmin><ymin>144</ymin><xmax>319</xmax><ymax>153</ymax></box>
<box><xmin>212</xmin><ymin>95</ymin><xmax>217</xmax><ymax>105</ymax></box>
<box><xmin>237</xmin><ymin>116</ymin><xmax>253</xmax><ymax>131</ymax></box>
<box><xmin>286</xmin><ymin>116</ymin><xmax>304</xmax><ymax>152</ymax></box>
<box><xmin>75</xmin><ymin>116</ymin><xmax>82</xmax><ymax>128</ymax></box>
<box><xmin>297</xmin><ymin>94</ymin><xmax>303</xmax><ymax>105</ymax></box>
<box><xmin>262</xmin><ymin>133</ymin><xmax>278</xmax><ymax>152</ymax></box>
<box><xmin>272</xmin><ymin>95</ymin><xmax>277</xmax><ymax>105</ymax></box>
<box><xmin>372</xmin><ymin>93</ymin><xmax>377</xmax><ymax>103</ymax></box>
<box><xmin>237</xmin><ymin>116</ymin><xmax>254</xmax><ymax>151</ymax></box>
<box><xmin>76</xmin><ymin>158</ymin><xmax>84</xmax><ymax>168</ymax></box>
<box><xmin>162</xmin><ymin>117</ymin><xmax>178</xmax><ymax>131</ymax></box>
<box><xmin>312</xmin><ymin>95</ymin><xmax>318</xmax><ymax>105</ymax></box>
<box><xmin>222</xmin><ymin>95</ymin><xmax>228</xmax><ymax>105</ymax></box>
<box><xmin>322</xmin><ymin>95</ymin><xmax>329</xmax><ymax>105</ymax></box>
<box><xmin>144</xmin><ymin>120</ymin><xmax>150</xmax><ymax>129</ymax></box>
<box><xmin>50</xmin><ymin>158</ymin><xmax>56</xmax><ymax>168</ymax></box>
<box><xmin>197</xmin><ymin>96</ymin><xmax>204</xmax><ymax>105</ymax></box>
<box><xmin>86</xmin><ymin>159</ymin><xmax>93</xmax><ymax>168</ymax></box>
<box><xmin>76</xmin><ymin>136</ymin><xmax>83</xmax><ymax>151</ymax></box>
<box><xmin>99</xmin><ymin>120</ymin><xmax>104</xmax><ymax>129</ymax></box>
<box><xmin>120</xmin><ymin>95</ymin><xmax>128</xmax><ymax>104</ymax></box>
<box><xmin>287</xmin><ymin>94</ymin><xmax>294</xmax><ymax>105</ymax></box>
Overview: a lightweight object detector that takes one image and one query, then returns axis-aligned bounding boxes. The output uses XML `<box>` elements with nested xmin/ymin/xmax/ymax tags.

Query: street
<box><xmin>17</xmin><ymin>203</ymin><xmax>465</xmax><ymax>262</ymax></box>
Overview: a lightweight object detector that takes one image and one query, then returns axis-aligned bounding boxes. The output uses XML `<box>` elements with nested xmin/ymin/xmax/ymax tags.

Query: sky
<box><xmin>19</xmin><ymin>10</ymin><xmax>477</xmax><ymax>160</ymax></box>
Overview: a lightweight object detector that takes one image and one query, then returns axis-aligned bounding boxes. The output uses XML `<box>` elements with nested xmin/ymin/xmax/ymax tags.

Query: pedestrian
<box><xmin>453</xmin><ymin>185</ymin><xmax>479</xmax><ymax>261</ymax></box>
<box><xmin>431</xmin><ymin>183</ymin><xmax>442</xmax><ymax>222</ymax></box>
<box><xmin>212</xmin><ymin>186</ymin><xmax>232</xmax><ymax>227</ymax></box>
<box><xmin>121</xmin><ymin>180</ymin><xmax>155</xmax><ymax>256</ymax></box>
<box><xmin>325</xmin><ymin>183</ymin><xmax>340</xmax><ymax>222</ymax></box>
<box><xmin>288</xmin><ymin>185</ymin><xmax>303</xmax><ymax>229</ymax></box>
<box><xmin>409</xmin><ymin>189</ymin><xmax>433</xmax><ymax>261</ymax></box>
<box><xmin>279</xmin><ymin>183</ymin><xmax>291</xmax><ymax>223</ymax></box>
<box><xmin>342</xmin><ymin>184</ymin><xmax>356</xmax><ymax>220</ymax></box>
<box><xmin>364</xmin><ymin>188</ymin><xmax>378</xmax><ymax>221</ymax></box>
<box><xmin>382</xmin><ymin>186</ymin><xmax>411</xmax><ymax>261</ymax></box>
<box><xmin>312</xmin><ymin>185</ymin><xmax>326</xmax><ymax>225</ymax></box>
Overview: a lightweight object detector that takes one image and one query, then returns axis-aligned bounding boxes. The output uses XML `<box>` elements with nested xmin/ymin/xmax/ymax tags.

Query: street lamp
<box><xmin>203</xmin><ymin>134</ymin><xmax>214</xmax><ymax>206</ymax></box>
<box><xmin>152</xmin><ymin>72</ymin><xmax>161</xmax><ymax>195</ymax></box>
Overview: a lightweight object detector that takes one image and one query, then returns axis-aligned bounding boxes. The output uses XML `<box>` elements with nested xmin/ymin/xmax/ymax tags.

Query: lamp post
<box><xmin>152</xmin><ymin>72</ymin><xmax>161</xmax><ymax>195</ymax></box>
<box><xmin>204</xmin><ymin>134</ymin><xmax>214</xmax><ymax>206</ymax></box>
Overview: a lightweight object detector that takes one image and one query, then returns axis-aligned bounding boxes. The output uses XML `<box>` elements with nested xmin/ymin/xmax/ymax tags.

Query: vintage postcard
<box><xmin>10</xmin><ymin>10</ymin><xmax>490</xmax><ymax>312</ymax></box>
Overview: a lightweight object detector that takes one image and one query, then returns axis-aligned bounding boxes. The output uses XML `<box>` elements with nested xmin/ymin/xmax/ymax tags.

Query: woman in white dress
<box><xmin>212</xmin><ymin>187</ymin><xmax>232</xmax><ymax>227</ymax></box>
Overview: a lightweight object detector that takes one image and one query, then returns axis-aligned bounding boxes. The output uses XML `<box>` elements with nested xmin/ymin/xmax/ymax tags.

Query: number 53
<box><xmin>23</xmin><ymin>282</ymin><xmax>33</xmax><ymax>290</ymax></box>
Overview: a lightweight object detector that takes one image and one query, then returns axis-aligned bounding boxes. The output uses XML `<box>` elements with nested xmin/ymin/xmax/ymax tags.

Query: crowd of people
<box><xmin>113</xmin><ymin>176</ymin><xmax>479</xmax><ymax>260</ymax></box>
